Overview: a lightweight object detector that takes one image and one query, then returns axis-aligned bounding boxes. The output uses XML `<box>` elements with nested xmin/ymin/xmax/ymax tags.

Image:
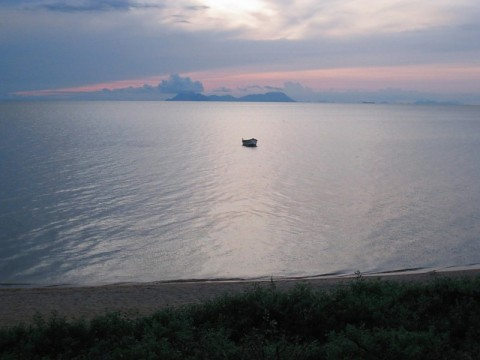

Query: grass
<box><xmin>1</xmin><ymin>277</ymin><xmax>480</xmax><ymax>359</ymax></box>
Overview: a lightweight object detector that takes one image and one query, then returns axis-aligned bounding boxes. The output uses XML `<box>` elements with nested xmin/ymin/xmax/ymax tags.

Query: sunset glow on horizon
<box><xmin>2</xmin><ymin>0</ymin><xmax>480</xmax><ymax>103</ymax></box>
<box><xmin>16</xmin><ymin>64</ymin><xmax>480</xmax><ymax>101</ymax></box>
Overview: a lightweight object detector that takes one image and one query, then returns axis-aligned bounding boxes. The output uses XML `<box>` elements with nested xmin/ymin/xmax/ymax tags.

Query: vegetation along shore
<box><xmin>1</xmin><ymin>269</ymin><xmax>480</xmax><ymax>358</ymax></box>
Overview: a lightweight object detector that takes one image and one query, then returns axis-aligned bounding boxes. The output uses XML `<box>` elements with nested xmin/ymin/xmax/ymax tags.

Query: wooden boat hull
<box><xmin>242</xmin><ymin>138</ymin><xmax>257</xmax><ymax>147</ymax></box>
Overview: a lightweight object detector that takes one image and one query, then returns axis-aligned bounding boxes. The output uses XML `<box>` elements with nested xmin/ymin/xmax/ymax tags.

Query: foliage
<box><xmin>1</xmin><ymin>277</ymin><xmax>480</xmax><ymax>359</ymax></box>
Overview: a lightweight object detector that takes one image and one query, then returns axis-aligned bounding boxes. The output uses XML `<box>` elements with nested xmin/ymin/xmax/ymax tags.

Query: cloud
<box><xmin>5</xmin><ymin>0</ymin><xmax>480</xmax><ymax>40</ymax></box>
<box><xmin>185</xmin><ymin>5</ymin><xmax>209</xmax><ymax>11</ymax></box>
<box><xmin>9</xmin><ymin>74</ymin><xmax>480</xmax><ymax>104</ymax></box>
<box><xmin>1</xmin><ymin>0</ymin><xmax>480</xmax><ymax>99</ymax></box>
<box><xmin>236</xmin><ymin>84</ymin><xmax>283</xmax><ymax>94</ymax></box>
<box><xmin>282</xmin><ymin>81</ymin><xmax>480</xmax><ymax>104</ymax></box>
<box><xmin>157</xmin><ymin>74</ymin><xmax>204</xmax><ymax>93</ymax></box>
<box><xmin>264</xmin><ymin>85</ymin><xmax>284</xmax><ymax>92</ymax></box>
<box><xmin>27</xmin><ymin>0</ymin><xmax>165</xmax><ymax>13</ymax></box>
<box><xmin>127</xmin><ymin>0</ymin><xmax>479</xmax><ymax>41</ymax></box>
<box><xmin>10</xmin><ymin>74</ymin><xmax>206</xmax><ymax>100</ymax></box>
<box><xmin>283</xmin><ymin>81</ymin><xmax>317</xmax><ymax>102</ymax></box>
<box><xmin>212</xmin><ymin>87</ymin><xmax>233</xmax><ymax>94</ymax></box>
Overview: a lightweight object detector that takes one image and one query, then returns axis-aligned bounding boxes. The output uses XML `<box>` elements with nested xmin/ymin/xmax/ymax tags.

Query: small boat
<box><xmin>242</xmin><ymin>138</ymin><xmax>257</xmax><ymax>147</ymax></box>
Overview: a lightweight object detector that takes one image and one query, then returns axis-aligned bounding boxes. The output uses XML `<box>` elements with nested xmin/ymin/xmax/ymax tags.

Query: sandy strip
<box><xmin>1</xmin><ymin>269</ymin><xmax>479</xmax><ymax>328</ymax></box>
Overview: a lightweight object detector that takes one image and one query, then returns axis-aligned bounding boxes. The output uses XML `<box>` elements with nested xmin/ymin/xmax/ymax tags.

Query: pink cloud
<box><xmin>14</xmin><ymin>76</ymin><xmax>164</xmax><ymax>97</ymax></box>
<box><xmin>14</xmin><ymin>65</ymin><xmax>480</xmax><ymax>98</ymax></box>
<box><xmin>188</xmin><ymin>65</ymin><xmax>480</xmax><ymax>94</ymax></box>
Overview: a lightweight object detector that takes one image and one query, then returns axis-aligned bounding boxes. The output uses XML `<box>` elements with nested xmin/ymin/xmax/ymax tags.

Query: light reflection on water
<box><xmin>1</xmin><ymin>101</ymin><xmax>480</xmax><ymax>285</ymax></box>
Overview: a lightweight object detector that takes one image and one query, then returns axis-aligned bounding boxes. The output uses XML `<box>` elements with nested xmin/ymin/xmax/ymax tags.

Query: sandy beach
<box><xmin>1</xmin><ymin>268</ymin><xmax>479</xmax><ymax>328</ymax></box>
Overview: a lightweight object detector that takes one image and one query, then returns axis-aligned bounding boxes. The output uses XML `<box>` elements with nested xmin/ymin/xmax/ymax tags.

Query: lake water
<box><xmin>1</xmin><ymin>101</ymin><xmax>480</xmax><ymax>286</ymax></box>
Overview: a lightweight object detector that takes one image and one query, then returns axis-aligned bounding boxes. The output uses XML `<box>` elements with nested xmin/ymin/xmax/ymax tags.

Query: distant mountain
<box><xmin>167</xmin><ymin>93</ymin><xmax>235</xmax><ymax>102</ymax></box>
<box><xmin>167</xmin><ymin>91</ymin><xmax>295</xmax><ymax>102</ymax></box>
<box><xmin>414</xmin><ymin>99</ymin><xmax>462</xmax><ymax>106</ymax></box>
<box><xmin>240</xmin><ymin>92</ymin><xmax>295</xmax><ymax>102</ymax></box>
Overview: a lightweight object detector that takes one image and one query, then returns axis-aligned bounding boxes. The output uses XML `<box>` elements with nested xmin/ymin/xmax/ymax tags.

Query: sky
<box><xmin>1</xmin><ymin>0</ymin><xmax>480</xmax><ymax>103</ymax></box>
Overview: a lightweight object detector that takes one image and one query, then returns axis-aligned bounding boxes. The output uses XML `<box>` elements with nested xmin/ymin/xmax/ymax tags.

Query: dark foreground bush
<box><xmin>1</xmin><ymin>277</ymin><xmax>480</xmax><ymax>359</ymax></box>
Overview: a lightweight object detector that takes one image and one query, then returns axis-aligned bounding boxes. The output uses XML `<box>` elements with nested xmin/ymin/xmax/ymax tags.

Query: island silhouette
<box><xmin>167</xmin><ymin>91</ymin><xmax>295</xmax><ymax>102</ymax></box>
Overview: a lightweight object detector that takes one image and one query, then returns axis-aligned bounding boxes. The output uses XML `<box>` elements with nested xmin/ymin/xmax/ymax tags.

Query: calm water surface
<box><xmin>1</xmin><ymin>101</ymin><xmax>480</xmax><ymax>286</ymax></box>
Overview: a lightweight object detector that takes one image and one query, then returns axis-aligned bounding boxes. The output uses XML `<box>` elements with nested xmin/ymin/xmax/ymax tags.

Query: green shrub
<box><xmin>1</xmin><ymin>277</ymin><xmax>480</xmax><ymax>359</ymax></box>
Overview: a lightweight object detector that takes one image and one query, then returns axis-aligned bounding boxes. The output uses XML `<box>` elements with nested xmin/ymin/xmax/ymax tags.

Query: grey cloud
<box><xmin>158</xmin><ymin>74</ymin><xmax>204</xmax><ymax>93</ymax></box>
<box><xmin>171</xmin><ymin>14</ymin><xmax>191</xmax><ymax>24</ymax></box>
<box><xmin>85</xmin><ymin>85</ymin><xmax>169</xmax><ymax>100</ymax></box>
<box><xmin>0</xmin><ymin>0</ymin><xmax>37</xmax><ymax>8</ymax></box>
<box><xmin>265</xmin><ymin>85</ymin><xmax>284</xmax><ymax>91</ymax></box>
<box><xmin>32</xmin><ymin>0</ymin><xmax>164</xmax><ymax>12</ymax></box>
<box><xmin>237</xmin><ymin>85</ymin><xmax>264</xmax><ymax>92</ymax></box>
<box><xmin>283</xmin><ymin>82</ymin><xmax>317</xmax><ymax>102</ymax></box>
<box><xmin>212</xmin><ymin>87</ymin><xmax>233</xmax><ymax>93</ymax></box>
<box><xmin>185</xmin><ymin>5</ymin><xmax>209</xmax><ymax>11</ymax></box>
<box><xmin>237</xmin><ymin>85</ymin><xmax>283</xmax><ymax>93</ymax></box>
<box><xmin>92</xmin><ymin>74</ymin><xmax>205</xmax><ymax>97</ymax></box>
<box><xmin>283</xmin><ymin>82</ymin><xmax>479</xmax><ymax>105</ymax></box>
<box><xmin>9</xmin><ymin>76</ymin><xmax>205</xmax><ymax>100</ymax></box>
<box><xmin>2</xmin><ymin>0</ymin><xmax>480</xmax><ymax>99</ymax></box>
<box><xmin>102</xmin><ymin>75</ymin><xmax>206</xmax><ymax>96</ymax></box>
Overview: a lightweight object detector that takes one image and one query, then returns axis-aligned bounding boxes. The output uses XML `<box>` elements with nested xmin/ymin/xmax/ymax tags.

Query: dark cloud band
<box><xmin>33</xmin><ymin>0</ymin><xmax>165</xmax><ymax>13</ymax></box>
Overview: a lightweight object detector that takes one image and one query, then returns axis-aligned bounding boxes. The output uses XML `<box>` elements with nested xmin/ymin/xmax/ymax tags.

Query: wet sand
<box><xmin>1</xmin><ymin>268</ymin><xmax>479</xmax><ymax>328</ymax></box>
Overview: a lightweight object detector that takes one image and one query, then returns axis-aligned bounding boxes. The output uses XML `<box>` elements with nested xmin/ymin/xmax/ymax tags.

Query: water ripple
<box><xmin>1</xmin><ymin>102</ymin><xmax>480</xmax><ymax>285</ymax></box>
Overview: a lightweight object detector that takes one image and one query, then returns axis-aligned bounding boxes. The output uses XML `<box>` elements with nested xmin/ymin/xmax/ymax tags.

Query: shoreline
<box><xmin>1</xmin><ymin>267</ymin><xmax>479</xmax><ymax>328</ymax></box>
<box><xmin>3</xmin><ymin>264</ymin><xmax>480</xmax><ymax>289</ymax></box>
